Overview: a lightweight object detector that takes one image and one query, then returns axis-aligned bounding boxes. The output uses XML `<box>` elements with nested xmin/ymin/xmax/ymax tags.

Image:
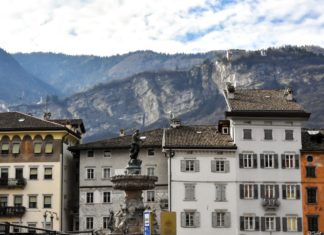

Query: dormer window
<box><xmin>222</xmin><ymin>127</ymin><xmax>229</xmax><ymax>135</ymax></box>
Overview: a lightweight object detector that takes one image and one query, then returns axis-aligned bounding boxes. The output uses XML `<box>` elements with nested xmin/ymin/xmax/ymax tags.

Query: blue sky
<box><xmin>0</xmin><ymin>0</ymin><xmax>323</xmax><ymax>56</ymax></box>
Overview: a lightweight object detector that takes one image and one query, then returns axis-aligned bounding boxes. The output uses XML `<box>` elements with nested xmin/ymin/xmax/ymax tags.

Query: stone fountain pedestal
<box><xmin>111</xmin><ymin>174</ymin><xmax>158</xmax><ymax>235</ymax></box>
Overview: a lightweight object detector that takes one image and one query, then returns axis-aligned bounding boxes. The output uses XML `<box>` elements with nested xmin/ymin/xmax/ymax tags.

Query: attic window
<box><xmin>222</xmin><ymin>127</ymin><xmax>229</xmax><ymax>135</ymax></box>
<box><xmin>18</xmin><ymin>118</ymin><xmax>25</xmax><ymax>122</ymax></box>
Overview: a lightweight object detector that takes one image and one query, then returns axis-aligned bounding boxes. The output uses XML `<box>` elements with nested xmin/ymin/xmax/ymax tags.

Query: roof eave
<box><xmin>225</xmin><ymin>111</ymin><xmax>311</xmax><ymax>119</ymax></box>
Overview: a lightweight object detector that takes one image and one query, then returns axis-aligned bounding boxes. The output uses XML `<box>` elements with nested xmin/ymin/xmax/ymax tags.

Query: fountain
<box><xmin>110</xmin><ymin>130</ymin><xmax>158</xmax><ymax>235</ymax></box>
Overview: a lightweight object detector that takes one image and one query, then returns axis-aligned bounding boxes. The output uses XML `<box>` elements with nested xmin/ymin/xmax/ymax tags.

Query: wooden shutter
<box><xmin>211</xmin><ymin>160</ymin><xmax>216</xmax><ymax>172</ymax></box>
<box><xmin>240</xmin><ymin>216</ymin><xmax>244</xmax><ymax>231</ymax></box>
<box><xmin>181</xmin><ymin>212</ymin><xmax>185</xmax><ymax>227</ymax></box>
<box><xmin>282</xmin><ymin>184</ymin><xmax>287</xmax><ymax>199</ymax></box>
<box><xmin>180</xmin><ymin>160</ymin><xmax>186</xmax><ymax>172</ymax></box>
<box><xmin>275</xmin><ymin>184</ymin><xmax>279</xmax><ymax>199</ymax></box>
<box><xmin>240</xmin><ymin>184</ymin><xmax>244</xmax><ymax>199</ymax></box>
<box><xmin>224</xmin><ymin>212</ymin><xmax>231</xmax><ymax>228</ymax></box>
<box><xmin>274</xmin><ymin>154</ymin><xmax>279</xmax><ymax>168</ymax></box>
<box><xmin>194</xmin><ymin>212</ymin><xmax>200</xmax><ymax>227</ymax></box>
<box><xmin>297</xmin><ymin>217</ymin><xmax>302</xmax><ymax>232</ymax></box>
<box><xmin>239</xmin><ymin>154</ymin><xmax>243</xmax><ymax>168</ymax></box>
<box><xmin>261</xmin><ymin>217</ymin><xmax>266</xmax><ymax>231</ymax></box>
<box><xmin>225</xmin><ymin>161</ymin><xmax>230</xmax><ymax>173</ymax></box>
<box><xmin>260</xmin><ymin>184</ymin><xmax>265</xmax><ymax>199</ymax></box>
<box><xmin>253</xmin><ymin>154</ymin><xmax>258</xmax><ymax>168</ymax></box>
<box><xmin>296</xmin><ymin>185</ymin><xmax>300</xmax><ymax>199</ymax></box>
<box><xmin>281</xmin><ymin>154</ymin><xmax>286</xmax><ymax>169</ymax></box>
<box><xmin>255</xmin><ymin>216</ymin><xmax>260</xmax><ymax>231</ymax></box>
<box><xmin>254</xmin><ymin>184</ymin><xmax>258</xmax><ymax>199</ymax></box>
<box><xmin>295</xmin><ymin>154</ymin><xmax>299</xmax><ymax>169</ymax></box>
<box><xmin>216</xmin><ymin>185</ymin><xmax>221</xmax><ymax>201</ymax></box>
<box><xmin>194</xmin><ymin>160</ymin><xmax>200</xmax><ymax>172</ymax></box>
<box><xmin>276</xmin><ymin>217</ymin><xmax>281</xmax><ymax>231</ymax></box>
<box><xmin>212</xmin><ymin>212</ymin><xmax>217</xmax><ymax>228</ymax></box>
<box><xmin>260</xmin><ymin>154</ymin><xmax>265</xmax><ymax>168</ymax></box>
<box><xmin>282</xmin><ymin>217</ymin><xmax>287</xmax><ymax>232</ymax></box>
<box><xmin>221</xmin><ymin>185</ymin><xmax>226</xmax><ymax>201</ymax></box>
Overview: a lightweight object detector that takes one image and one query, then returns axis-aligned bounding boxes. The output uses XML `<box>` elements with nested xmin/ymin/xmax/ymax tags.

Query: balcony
<box><xmin>0</xmin><ymin>207</ymin><xmax>26</xmax><ymax>217</ymax></box>
<box><xmin>0</xmin><ymin>178</ymin><xmax>26</xmax><ymax>188</ymax></box>
<box><xmin>262</xmin><ymin>198</ymin><xmax>280</xmax><ymax>210</ymax></box>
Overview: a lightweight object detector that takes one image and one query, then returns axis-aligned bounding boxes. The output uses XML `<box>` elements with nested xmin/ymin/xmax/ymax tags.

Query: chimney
<box><xmin>226</xmin><ymin>82</ymin><xmax>235</xmax><ymax>99</ymax></box>
<box><xmin>119</xmin><ymin>128</ymin><xmax>125</xmax><ymax>137</ymax></box>
<box><xmin>284</xmin><ymin>88</ymin><xmax>293</xmax><ymax>101</ymax></box>
<box><xmin>43</xmin><ymin>112</ymin><xmax>51</xmax><ymax>120</ymax></box>
<box><xmin>170</xmin><ymin>118</ymin><xmax>181</xmax><ymax>128</ymax></box>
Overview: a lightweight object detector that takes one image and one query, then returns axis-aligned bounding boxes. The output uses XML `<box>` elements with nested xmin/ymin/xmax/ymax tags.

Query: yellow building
<box><xmin>0</xmin><ymin>112</ymin><xmax>85</xmax><ymax>233</ymax></box>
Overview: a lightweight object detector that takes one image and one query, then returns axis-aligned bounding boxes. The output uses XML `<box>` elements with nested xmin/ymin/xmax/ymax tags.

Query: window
<box><xmin>15</xmin><ymin>168</ymin><xmax>23</xmax><ymax>179</ymax></box>
<box><xmin>211</xmin><ymin>160</ymin><xmax>229</xmax><ymax>172</ymax></box>
<box><xmin>103</xmin><ymin>217</ymin><xmax>110</xmax><ymax>229</ymax></box>
<box><xmin>265</xmin><ymin>216</ymin><xmax>276</xmax><ymax>231</ymax></box>
<box><xmin>147</xmin><ymin>167</ymin><xmax>154</xmax><ymax>176</ymax></box>
<box><xmin>307</xmin><ymin>215</ymin><xmax>318</xmax><ymax>232</ymax></box>
<box><xmin>264</xmin><ymin>129</ymin><xmax>273</xmax><ymax>140</ymax></box>
<box><xmin>181</xmin><ymin>160</ymin><xmax>199</xmax><ymax>172</ymax></box>
<box><xmin>285</xmin><ymin>130</ymin><xmax>294</xmax><ymax>140</ymax></box>
<box><xmin>86</xmin><ymin>192</ymin><xmax>93</xmax><ymax>203</ymax></box>
<box><xmin>43</xmin><ymin>195</ymin><xmax>52</xmax><ymax>208</ymax></box>
<box><xmin>102</xmin><ymin>168</ymin><xmax>111</xmax><ymax>179</ymax></box>
<box><xmin>86</xmin><ymin>217</ymin><xmax>93</xmax><ymax>229</ymax></box>
<box><xmin>1</xmin><ymin>137</ymin><xmax>9</xmax><ymax>154</ymax></box>
<box><xmin>148</xmin><ymin>148</ymin><xmax>155</xmax><ymax>156</ymax></box>
<box><xmin>87</xmin><ymin>151</ymin><xmax>94</xmax><ymax>157</ymax></box>
<box><xmin>286</xmin><ymin>216</ymin><xmax>297</xmax><ymax>231</ymax></box>
<box><xmin>307</xmin><ymin>155</ymin><xmax>313</xmax><ymax>162</ymax></box>
<box><xmin>147</xmin><ymin>191</ymin><xmax>155</xmax><ymax>202</ymax></box>
<box><xmin>12</xmin><ymin>143</ymin><xmax>20</xmax><ymax>154</ymax></box>
<box><xmin>34</xmin><ymin>140</ymin><xmax>42</xmax><ymax>154</ymax></box>
<box><xmin>283</xmin><ymin>184</ymin><xmax>300</xmax><ymax>200</ymax></box>
<box><xmin>307</xmin><ymin>187</ymin><xmax>317</xmax><ymax>203</ymax></box>
<box><xmin>44</xmin><ymin>168</ymin><xmax>52</xmax><ymax>179</ymax></box>
<box><xmin>0</xmin><ymin>196</ymin><xmax>8</xmax><ymax>207</ymax></box>
<box><xmin>260</xmin><ymin>153</ymin><xmax>278</xmax><ymax>168</ymax></box>
<box><xmin>184</xmin><ymin>184</ymin><xmax>195</xmax><ymax>201</ymax></box>
<box><xmin>242</xmin><ymin>184</ymin><xmax>255</xmax><ymax>199</ymax></box>
<box><xmin>29</xmin><ymin>168</ymin><xmax>38</xmax><ymax>180</ymax></box>
<box><xmin>29</xmin><ymin>195</ymin><xmax>37</xmax><ymax>208</ymax></box>
<box><xmin>103</xmin><ymin>150</ymin><xmax>111</xmax><ymax>158</ymax></box>
<box><xmin>103</xmin><ymin>192</ymin><xmax>111</xmax><ymax>203</ymax></box>
<box><xmin>215</xmin><ymin>184</ymin><xmax>226</xmax><ymax>201</ymax></box>
<box><xmin>282</xmin><ymin>154</ymin><xmax>299</xmax><ymax>169</ymax></box>
<box><xmin>14</xmin><ymin>195</ymin><xmax>23</xmax><ymax>207</ymax></box>
<box><xmin>306</xmin><ymin>166</ymin><xmax>316</xmax><ymax>178</ymax></box>
<box><xmin>222</xmin><ymin>127</ymin><xmax>229</xmax><ymax>134</ymax></box>
<box><xmin>243</xmin><ymin>129</ymin><xmax>252</xmax><ymax>140</ymax></box>
<box><xmin>240</xmin><ymin>153</ymin><xmax>257</xmax><ymax>168</ymax></box>
<box><xmin>264</xmin><ymin>185</ymin><xmax>276</xmax><ymax>199</ymax></box>
<box><xmin>27</xmin><ymin>223</ymin><xmax>36</xmax><ymax>233</ymax></box>
<box><xmin>0</xmin><ymin>168</ymin><xmax>8</xmax><ymax>179</ymax></box>
<box><xmin>45</xmin><ymin>143</ymin><xmax>53</xmax><ymax>153</ymax></box>
<box><xmin>86</xmin><ymin>168</ymin><xmax>95</xmax><ymax>179</ymax></box>
<box><xmin>243</xmin><ymin>216</ymin><xmax>256</xmax><ymax>231</ymax></box>
<box><xmin>212</xmin><ymin>211</ymin><xmax>230</xmax><ymax>228</ymax></box>
<box><xmin>181</xmin><ymin>211</ymin><xmax>200</xmax><ymax>228</ymax></box>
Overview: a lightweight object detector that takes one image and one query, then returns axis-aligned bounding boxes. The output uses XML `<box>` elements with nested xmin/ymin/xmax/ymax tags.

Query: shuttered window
<box><xmin>284</xmin><ymin>216</ymin><xmax>298</xmax><ymax>232</ymax></box>
<box><xmin>242</xmin><ymin>216</ymin><xmax>259</xmax><ymax>231</ymax></box>
<box><xmin>181</xmin><ymin>160</ymin><xmax>199</xmax><ymax>172</ymax></box>
<box><xmin>181</xmin><ymin>211</ymin><xmax>200</xmax><ymax>228</ymax></box>
<box><xmin>282</xmin><ymin>154</ymin><xmax>299</xmax><ymax>169</ymax></box>
<box><xmin>260</xmin><ymin>154</ymin><xmax>278</xmax><ymax>168</ymax></box>
<box><xmin>212</xmin><ymin>211</ymin><xmax>231</xmax><ymax>228</ymax></box>
<box><xmin>211</xmin><ymin>160</ymin><xmax>230</xmax><ymax>173</ymax></box>
<box><xmin>184</xmin><ymin>184</ymin><xmax>195</xmax><ymax>201</ymax></box>
<box><xmin>215</xmin><ymin>184</ymin><xmax>226</xmax><ymax>201</ymax></box>
<box><xmin>282</xmin><ymin>184</ymin><xmax>300</xmax><ymax>200</ymax></box>
<box><xmin>241</xmin><ymin>184</ymin><xmax>256</xmax><ymax>199</ymax></box>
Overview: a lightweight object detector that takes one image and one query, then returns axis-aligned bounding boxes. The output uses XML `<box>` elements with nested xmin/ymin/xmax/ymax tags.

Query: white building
<box><xmin>224</xmin><ymin>87</ymin><xmax>310</xmax><ymax>234</ymax></box>
<box><xmin>163</xmin><ymin>121</ymin><xmax>237</xmax><ymax>235</ymax></box>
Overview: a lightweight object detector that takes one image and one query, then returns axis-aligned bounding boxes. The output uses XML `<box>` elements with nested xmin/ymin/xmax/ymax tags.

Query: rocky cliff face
<box><xmin>10</xmin><ymin>46</ymin><xmax>324</xmax><ymax>141</ymax></box>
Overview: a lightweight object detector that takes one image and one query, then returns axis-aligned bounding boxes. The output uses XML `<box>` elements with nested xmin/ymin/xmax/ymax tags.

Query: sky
<box><xmin>0</xmin><ymin>0</ymin><xmax>323</xmax><ymax>56</ymax></box>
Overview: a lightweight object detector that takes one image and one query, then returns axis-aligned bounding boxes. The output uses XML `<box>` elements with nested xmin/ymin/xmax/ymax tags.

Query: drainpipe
<box><xmin>60</xmin><ymin>132</ymin><xmax>69</xmax><ymax>232</ymax></box>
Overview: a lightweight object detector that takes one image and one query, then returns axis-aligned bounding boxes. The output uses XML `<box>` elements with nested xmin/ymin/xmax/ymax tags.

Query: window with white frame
<box><xmin>285</xmin><ymin>154</ymin><xmax>295</xmax><ymax>168</ymax></box>
<box><xmin>86</xmin><ymin>192</ymin><xmax>93</xmax><ymax>204</ymax></box>
<box><xmin>147</xmin><ymin>191</ymin><xmax>155</xmax><ymax>202</ymax></box>
<box><xmin>211</xmin><ymin>160</ymin><xmax>229</xmax><ymax>172</ymax></box>
<box><xmin>86</xmin><ymin>168</ymin><xmax>95</xmax><ymax>179</ymax></box>
<box><xmin>44</xmin><ymin>168</ymin><xmax>52</xmax><ymax>180</ymax></box>
<box><xmin>86</xmin><ymin>217</ymin><xmax>93</xmax><ymax>229</ymax></box>
<box><xmin>43</xmin><ymin>195</ymin><xmax>52</xmax><ymax>208</ymax></box>
<box><xmin>29</xmin><ymin>168</ymin><xmax>38</xmax><ymax>180</ymax></box>
<box><xmin>264</xmin><ymin>154</ymin><xmax>274</xmax><ymax>168</ymax></box>
<box><xmin>286</xmin><ymin>185</ymin><xmax>297</xmax><ymax>199</ymax></box>
<box><xmin>264</xmin><ymin>185</ymin><xmax>276</xmax><ymax>199</ymax></box>
<box><xmin>103</xmin><ymin>192</ymin><xmax>111</xmax><ymax>203</ymax></box>
<box><xmin>212</xmin><ymin>211</ymin><xmax>231</xmax><ymax>228</ymax></box>
<box><xmin>147</xmin><ymin>167</ymin><xmax>155</xmax><ymax>176</ymax></box>
<box><xmin>244</xmin><ymin>216</ymin><xmax>255</xmax><ymax>230</ymax></box>
<box><xmin>103</xmin><ymin>217</ymin><xmax>110</xmax><ymax>229</ymax></box>
<box><xmin>102</xmin><ymin>168</ymin><xmax>111</xmax><ymax>179</ymax></box>
<box><xmin>14</xmin><ymin>195</ymin><xmax>23</xmax><ymax>207</ymax></box>
<box><xmin>243</xmin><ymin>184</ymin><xmax>254</xmax><ymax>199</ymax></box>
<box><xmin>184</xmin><ymin>184</ymin><xmax>195</xmax><ymax>201</ymax></box>
<box><xmin>216</xmin><ymin>160</ymin><xmax>225</xmax><ymax>172</ymax></box>
<box><xmin>243</xmin><ymin>154</ymin><xmax>253</xmax><ymax>168</ymax></box>
<box><xmin>287</xmin><ymin>216</ymin><xmax>297</xmax><ymax>231</ymax></box>
<box><xmin>181</xmin><ymin>160</ymin><xmax>199</xmax><ymax>172</ymax></box>
<box><xmin>181</xmin><ymin>211</ymin><xmax>200</xmax><ymax>228</ymax></box>
<box><xmin>186</xmin><ymin>160</ymin><xmax>194</xmax><ymax>171</ymax></box>
<box><xmin>103</xmin><ymin>150</ymin><xmax>111</xmax><ymax>158</ymax></box>
<box><xmin>265</xmin><ymin>216</ymin><xmax>276</xmax><ymax>231</ymax></box>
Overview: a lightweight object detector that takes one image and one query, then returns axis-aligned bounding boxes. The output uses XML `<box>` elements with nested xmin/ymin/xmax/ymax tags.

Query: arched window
<box><xmin>1</xmin><ymin>136</ymin><xmax>10</xmax><ymax>154</ymax></box>
<box><xmin>44</xmin><ymin>135</ymin><xmax>54</xmax><ymax>154</ymax></box>
<box><xmin>12</xmin><ymin>136</ymin><xmax>21</xmax><ymax>155</ymax></box>
<box><xmin>33</xmin><ymin>135</ymin><xmax>43</xmax><ymax>154</ymax></box>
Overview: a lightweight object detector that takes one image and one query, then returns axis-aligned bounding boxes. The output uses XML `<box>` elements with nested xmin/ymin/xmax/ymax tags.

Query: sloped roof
<box><xmin>51</xmin><ymin>119</ymin><xmax>86</xmax><ymax>133</ymax></box>
<box><xmin>302</xmin><ymin>129</ymin><xmax>324</xmax><ymax>151</ymax></box>
<box><xmin>0</xmin><ymin>112</ymin><xmax>82</xmax><ymax>138</ymax></box>
<box><xmin>69</xmin><ymin>128</ymin><xmax>163</xmax><ymax>150</ymax></box>
<box><xmin>225</xmin><ymin>89</ymin><xmax>310</xmax><ymax>118</ymax></box>
<box><xmin>164</xmin><ymin>125</ymin><xmax>236</xmax><ymax>149</ymax></box>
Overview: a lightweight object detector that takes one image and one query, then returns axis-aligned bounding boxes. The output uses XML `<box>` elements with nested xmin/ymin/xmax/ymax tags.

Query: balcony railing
<box><xmin>0</xmin><ymin>178</ymin><xmax>26</xmax><ymax>188</ymax></box>
<box><xmin>262</xmin><ymin>198</ymin><xmax>280</xmax><ymax>210</ymax></box>
<box><xmin>0</xmin><ymin>206</ymin><xmax>26</xmax><ymax>217</ymax></box>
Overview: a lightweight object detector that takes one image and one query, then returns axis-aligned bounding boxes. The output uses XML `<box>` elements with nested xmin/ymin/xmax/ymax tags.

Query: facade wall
<box><xmin>79</xmin><ymin>147</ymin><xmax>168</xmax><ymax>232</ymax></box>
<box><xmin>232</xmin><ymin>119</ymin><xmax>304</xmax><ymax>235</ymax></box>
<box><xmin>301</xmin><ymin>151</ymin><xmax>324</xmax><ymax>234</ymax></box>
<box><xmin>170</xmin><ymin>150</ymin><xmax>237</xmax><ymax>235</ymax></box>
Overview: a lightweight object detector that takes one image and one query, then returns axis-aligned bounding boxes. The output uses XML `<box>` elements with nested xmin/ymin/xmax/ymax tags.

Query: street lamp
<box><xmin>43</xmin><ymin>210</ymin><xmax>59</xmax><ymax>230</ymax></box>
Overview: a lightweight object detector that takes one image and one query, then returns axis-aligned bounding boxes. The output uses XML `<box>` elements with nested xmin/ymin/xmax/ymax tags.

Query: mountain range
<box><xmin>0</xmin><ymin>46</ymin><xmax>323</xmax><ymax>141</ymax></box>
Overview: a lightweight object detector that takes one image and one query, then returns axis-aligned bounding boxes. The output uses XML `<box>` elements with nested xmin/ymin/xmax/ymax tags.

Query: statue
<box><xmin>128</xmin><ymin>129</ymin><xmax>143</xmax><ymax>168</ymax></box>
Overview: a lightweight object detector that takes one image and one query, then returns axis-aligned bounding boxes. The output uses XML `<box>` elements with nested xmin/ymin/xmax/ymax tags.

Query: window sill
<box><xmin>183</xmin><ymin>199</ymin><xmax>197</xmax><ymax>201</ymax></box>
<box><xmin>214</xmin><ymin>200</ymin><xmax>227</xmax><ymax>202</ymax></box>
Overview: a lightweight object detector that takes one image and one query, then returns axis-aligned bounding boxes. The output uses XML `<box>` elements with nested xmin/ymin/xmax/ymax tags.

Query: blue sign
<box><xmin>143</xmin><ymin>210</ymin><xmax>151</xmax><ymax>235</ymax></box>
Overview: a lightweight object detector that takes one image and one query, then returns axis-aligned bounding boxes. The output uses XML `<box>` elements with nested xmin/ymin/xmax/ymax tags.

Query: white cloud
<box><xmin>0</xmin><ymin>0</ymin><xmax>322</xmax><ymax>56</ymax></box>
